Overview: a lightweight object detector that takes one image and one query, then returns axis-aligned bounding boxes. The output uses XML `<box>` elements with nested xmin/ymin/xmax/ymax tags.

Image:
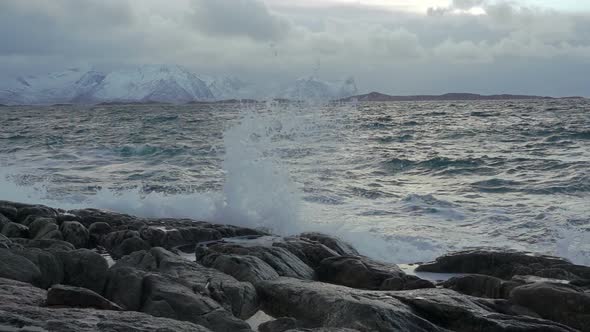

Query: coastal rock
<box><xmin>118</xmin><ymin>236</ymin><xmax>152</xmax><ymax>258</ymax></box>
<box><xmin>142</xmin><ymin>273</ymin><xmax>252</xmax><ymax>332</ymax></box>
<box><xmin>259</xmin><ymin>317</ymin><xmax>299</xmax><ymax>332</ymax></box>
<box><xmin>0</xmin><ymin>203</ymin><xmax>18</xmax><ymax>221</ymax></box>
<box><xmin>443</xmin><ymin>274</ymin><xmax>522</xmax><ymax>299</ymax></box>
<box><xmin>2</xmin><ymin>222</ymin><xmax>29</xmax><ymax>238</ymax></box>
<box><xmin>0</xmin><ymin>304</ymin><xmax>213</xmax><ymax>332</ymax></box>
<box><xmin>317</xmin><ymin>255</ymin><xmax>434</xmax><ymax>290</ymax></box>
<box><xmin>68</xmin><ymin>208</ymin><xmax>140</xmax><ymax>228</ymax></box>
<box><xmin>104</xmin><ymin>266</ymin><xmax>146</xmax><ymax>311</ymax></box>
<box><xmin>0</xmin><ymin>234</ymin><xmax>11</xmax><ymax>249</ymax></box>
<box><xmin>0</xmin><ymin>277</ymin><xmax>47</xmax><ymax>306</ymax></box>
<box><xmin>114</xmin><ymin>247</ymin><xmax>259</xmax><ymax>319</ymax></box>
<box><xmin>0</xmin><ymin>248</ymin><xmax>42</xmax><ymax>285</ymax></box>
<box><xmin>139</xmin><ymin>226</ymin><xmax>167</xmax><ymax>247</ymax></box>
<box><xmin>256</xmin><ymin>277</ymin><xmax>575</xmax><ymax>331</ymax></box>
<box><xmin>300</xmin><ymin>233</ymin><xmax>359</xmax><ymax>256</ymax></box>
<box><xmin>16</xmin><ymin>204</ymin><xmax>58</xmax><ymax>223</ymax></box>
<box><xmin>12</xmin><ymin>248</ymin><xmax>63</xmax><ymax>289</ymax></box>
<box><xmin>88</xmin><ymin>221</ymin><xmax>112</xmax><ymax>246</ymax></box>
<box><xmin>198</xmin><ymin>251</ymin><xmax>280</xmax><ymax>284</ymax></box>
<box><xmin>15</xmin><ymin>238</ymin><xmax>75</xmax><ymax>251</ymax></box>
<box><xmin>274</xmin><ymin>237</ymin><xmax>339</xmax><ymax>269</ymax></box>
<box><xmin>0</xmin><ymin>213</ymin><xmax>11</xmax><ymax>230</ymax></box>
<box><xmin>47</xmin><ymin>284</ymin><xmax>123</xmax><ymax>310</ymax></box>
<box><xmin>29</xmin><ymin>218</ymin><xmax>62</xmax><ymax>241</ymax></box>
<box><xmin>416</xmin><ymin>249</ymin><xmax>579</xmax><ymax>280</ymax></box>
<box><xmin>55</xmin><ymin>249</ymin><xmax>108</xmax><ymax>294</ymax></box>
<box><xmin>102</xmin><ymin>229</ymin><xmax>149</xmax><ymax>259</ymax></box>
<box><xmin>198</xmin><ymin>241</ymin><xmax>315</xmax><ymax>279</ymax></box>
<box><xmin>510</xmin><ymin>282</ymin><xmax>590</xmax><ymax>332</ymax></box>
<box><xmin>179</xmin><ymin>226</ymin><xmax>223</xmax><ymax>244</ymax></box>
<box><xmin>60</xmin><ymin>221</ymin><xmax>90</xmax><ymax>248</ymax></box>
<box><xmin>284</xmin><ymin>329</ymin><xmax>360</xmax><ymax>332</ymax></box>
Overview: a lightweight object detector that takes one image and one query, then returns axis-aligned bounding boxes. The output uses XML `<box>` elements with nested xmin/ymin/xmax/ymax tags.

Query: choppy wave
<box><xmin>1</xmin><ymin>100</ymin><xmax>589</xmax><ymax>265</ymax></box>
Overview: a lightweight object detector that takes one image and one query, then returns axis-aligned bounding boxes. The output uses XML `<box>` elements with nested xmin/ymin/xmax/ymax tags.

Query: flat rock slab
<box><xmin>317</xmin><ymin>255</ymin><xmax>434</xmax><ymax>291</ymax></box>
<box><xmin>0</xmin><ymin>277</ymin><xmax>47</xmax><ymax>306</ymax></box>
<box><xmin>417</xmin><ymin>249</ymin><xmax>589</xmax><ymax>281</ymax></box>
<box><xmin>0</xmin><ymin>304</ymin><xmax>213</xmax><ymax>332</ymax></box>
<box><xmin>256</xmin><ymin>277</ymin><xmax>576</xmax><ymax>332</ymax></box>
<box><xmin>47</xmin><ymin>284</ymin><xmax>123</xmax><ymax>311</ymax></box>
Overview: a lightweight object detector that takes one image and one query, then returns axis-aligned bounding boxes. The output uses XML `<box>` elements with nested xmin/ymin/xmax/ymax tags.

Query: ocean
<box><xmin>1</xmin><ymin>99</ymin><xmax>589</xmax><ymax>265</ymax></box>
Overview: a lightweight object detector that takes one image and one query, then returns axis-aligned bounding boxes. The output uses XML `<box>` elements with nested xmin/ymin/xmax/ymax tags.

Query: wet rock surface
<box><xmin>417</xmin><ymin>249</ymin><xmax>587</xmax><ymax>281</ymax></box>
<box><xmin>317</xmin><ymin>255</ymin><xmax>434</xmax><ymax>290</ymax></box>
<box><xmin>0</xmin><ymin>200</ymin><xmax>587</xmax><ymax>332</ymax></box>
<box><xmin>47</xmin><ymin>284</ymin><xmax>123</xmax><ymax>311</ymax></box>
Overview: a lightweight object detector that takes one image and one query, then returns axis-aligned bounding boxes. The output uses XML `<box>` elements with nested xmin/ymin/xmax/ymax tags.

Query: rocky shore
<box><xmin>0</xmin><ymin>200</ymin><xmax>588</xmax><ymax>332</ymax></box>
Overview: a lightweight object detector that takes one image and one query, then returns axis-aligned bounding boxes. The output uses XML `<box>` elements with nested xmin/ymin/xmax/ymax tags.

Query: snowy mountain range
<box><xmin>0</xmin><ymin>65</ymin><xmax>358</xmax><ymax>105</ymax></box>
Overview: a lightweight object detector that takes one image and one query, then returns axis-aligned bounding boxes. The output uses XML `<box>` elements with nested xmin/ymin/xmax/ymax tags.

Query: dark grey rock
<box><xmin>317</xmin><ymin>255</ymin><xmax>434</xmax><ymax>291</ymax></box>
<box><xmin>55</xmin><ymin>249</ymin><xmax>108</xmax><ymax>294</ymax></box>
<box><xmin>102</xmin><ymin>230</ymin><xmax>145</xmax><ymax>259</ymax></box>
<box><xmin>0</xmin><ymin>213</ymin><xmax>11</xmax><ymax>230</ymax></box>
<box><xmin>284</xmin><ymin>329</ymin><xmax>360</xmax><ymax>332</ymax></box>
<box><xmin>104</xmin><ymin>266</ymin><xmax>146</xmax><ymax>311</ymax></box>
<box><xmin>47</xmin><ymin>284</ymin><xmax>123</xmax><ymax>310</ymax></box>
<box><xmin>198</xmin><ymin>252</ymin><xmax>280</xmax><ymax>284</ymax></box>
<box><xmin>259</xmin><ymin>317</ymin><xmax>299</xmax><ymax>332</ymax></box>
<box><xmin>2</xmin><ymin>222</ymin><xmax>29</xmax><ymax>238</ymax></box>
<box><xmin>139</xmin><ymin>226</ymin><xmax>166</xmax><ymax>247</ymax></box>
<box><xmin>274</xmin><ymin>237</ymin><xmax>339</xmax><ymax>269</ymax></box>
<box><xmin>0</xmin><ymin>234</ymin><xmax>11</xmax><ymax>249</ymax></box>
<box><xmin>114</xmin><ymin>247</ymin><xmax>259</xmax><ymax>319</ymax></box>
<box><xmin>510</xmin><ymin>282</ymin><xmax>590</xmax><ymax>332</ymax></box>
<box><xmin>0</xmin><ymin>277</ymin><xmax>47</xmax><ymax>306</ymax></box>
<box><xmin>200</xmin><ymin>242</ymin><xmax>315</xmax><ymax>280</ymax></box>
<box><xmin>117</xmin><ymin>236</ymin><xmax>151</xmax><ymax>258</ymax></box>
<box><xmin>88</xmin><ymin>221</ymin><xmax>112</xmax><ymax>246</ymax></box>
<box><xmin>444</xmin><ymin>274</ymin><xmax>522</xmax><ymax>299</ymax></box>
<box><xmin>29</xmin><ymin>218</ymin><xmax>62</xmax><ymax>241</ymax></box>
<box><xmin>0</xmin><ymin>304</ymin><xmax>213</xmax><ymax>332</ymax></box>
<box><xmin>68</xmin><ymin>208</ymin><xmax>140</xmax><ymax>228</ymax></box>
<box><xmin>256</xmin><ymin>277</ymin><xmax>575</xmax><ymax>332</ymax></box>
<box><xmin>142</xmin><ymin>273</ymin><xmax>252</xmax><ymax>332</ymax></box>
<box><xmin>0</xmin><ymin>203</ymin><xmax>18</xmax><ymax>221</ymax></box>
<box><xmin>11</xmin><ymin>248</ymin><xmax>63</xmax><ymax>289</ymax></box>
<box><xmin>16</xmin><ymin>205</ymin><xmax>57</xmax><ymax>223</ymax></box>
<box><xmin>300</xmin><ymin>233</ymin><xmax>359</xmax><ymax>256</ymax></box>
<box><xmin>0</xmin><ymin>248</ymin><xmax>41</xmax><ymax>285</ymax></box>
<box><xmin>15</xmin><ymin>238</ymin><xmax>75</xmax><ymax>251</ymax></box>
<box><xmin>416</xmin><ymin>249</ymin><xmax>575</xmax><ymax>280</ymax></box>
<box><xmin>60</xmin><ymin>221</ymin><xmax>89</xmax><ymax>249</ymax></box>
<box><xmin>179</xmin><ymin>226</ymin><xmax>223</xmax><ymax>244</ymax></box>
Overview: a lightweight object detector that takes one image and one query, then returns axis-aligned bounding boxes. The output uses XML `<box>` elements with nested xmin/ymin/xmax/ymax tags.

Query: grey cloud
<box><xmin>0</xmin><ymin>0</ymin><xmax>588</xmax><ymax>96</ymax></box>
<box><xmin>190</xmin><ymin>0</ymin><xmax>291</xmax><ymax>41</ymax></box>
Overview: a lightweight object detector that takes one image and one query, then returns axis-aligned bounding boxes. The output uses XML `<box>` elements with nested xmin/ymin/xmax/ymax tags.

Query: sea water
<box><xmin>0</xmin><ymin>99</ymin><xmax>589</xmax><ymax>265</ymax></box>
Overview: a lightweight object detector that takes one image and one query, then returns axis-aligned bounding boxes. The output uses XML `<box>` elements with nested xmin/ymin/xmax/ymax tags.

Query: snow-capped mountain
<box><xmin>0</xmin><ymin>65</ymin><xmax>214</xmax><ymax>105</ymax></box>
<box><xmin>206</xmin><ymin>76</ymin><xmax>253</xmax><ymax>100</ymax></box>
<box><xmin>0</xmin><ymin>67</ymin><xmax>100</xmax><ymax>105</ymax></box>
<box><xmin>0</xmin><ymin>65</ymin><xmax>359</xmax><ymax>105</ymax></box>
<box><xmin>279</xmin><ymin>76</ymin><xmax>358</xmax><ymax>101</ymax></box>
<box><xmin>90</xmin><ymin>65</ymin><xmax>213</xmax><ymax>103</ymax></box>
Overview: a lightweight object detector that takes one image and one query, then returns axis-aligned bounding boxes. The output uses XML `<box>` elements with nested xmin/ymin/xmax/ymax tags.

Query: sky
<box><xmin>0</xmin><ymin>0</ymin><xmax>589</xmax><ymax>96</ymax></box>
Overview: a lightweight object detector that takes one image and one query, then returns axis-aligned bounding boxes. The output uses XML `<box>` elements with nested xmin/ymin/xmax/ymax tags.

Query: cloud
<box><xmin>190</xmin><ymin>0</ymin><xmax>291</xmax><ymax>41</ymax></box>
<box><xmin>0</xmin><ymin>0</ymin><xmax>589</xmax><ymax>95</ymax></box>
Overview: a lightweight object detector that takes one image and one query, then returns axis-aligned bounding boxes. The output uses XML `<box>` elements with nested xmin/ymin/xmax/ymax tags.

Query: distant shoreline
<box><xmin>0</xmin><ymin>92</ymin><xmax>586</xmax><ymax>107</ymax></box>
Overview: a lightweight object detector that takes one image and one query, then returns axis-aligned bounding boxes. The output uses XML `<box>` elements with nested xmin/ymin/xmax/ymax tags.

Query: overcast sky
<box><xmin>1</xmin><ymin>0</ymin><xmax>589</xmax><ymax>96</ymax></box>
